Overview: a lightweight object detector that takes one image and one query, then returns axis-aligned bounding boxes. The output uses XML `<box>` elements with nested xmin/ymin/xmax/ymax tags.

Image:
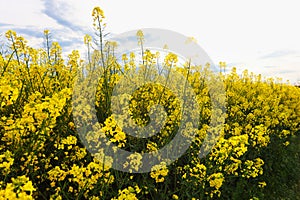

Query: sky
<box><xmin>1</xmin><ymin>0</ymin><xmax>300</xmax><ymax>84</ymax></box>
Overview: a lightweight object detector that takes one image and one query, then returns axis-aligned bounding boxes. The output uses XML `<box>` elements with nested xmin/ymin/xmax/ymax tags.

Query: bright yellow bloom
<box><xmin>150</xmin><ymin>162</ymin><xmax>169</xmax><ymax>183</ymax></box>
<box><xmin>208</xmin><ymin>173</ymin><xmax>224</xmax><ymax>189</ymax></box>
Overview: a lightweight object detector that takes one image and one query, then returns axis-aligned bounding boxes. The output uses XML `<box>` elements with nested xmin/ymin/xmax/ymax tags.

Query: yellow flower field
<box><xmin>0</xmin><ymin>7</ymin><xmax>300</xmax><ymax>200</ymax></box>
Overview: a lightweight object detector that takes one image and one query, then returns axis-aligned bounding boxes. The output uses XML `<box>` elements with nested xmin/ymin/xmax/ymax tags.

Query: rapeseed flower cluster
<box><xmin>150</xmin><ymin>162</ymin><xmax>169</xmax><ymax>183</ymax></box>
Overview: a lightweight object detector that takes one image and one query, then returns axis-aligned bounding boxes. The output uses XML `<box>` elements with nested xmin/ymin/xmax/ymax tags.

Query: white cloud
<box><xmin>0</xmin><ymin>0</ymin><xmax>299</xmax><ymax>83</ymax></box>
<box><xmin>0</xmin><ymin>0</ymin><xmax>57</xmax><ymax>27</ymax></box>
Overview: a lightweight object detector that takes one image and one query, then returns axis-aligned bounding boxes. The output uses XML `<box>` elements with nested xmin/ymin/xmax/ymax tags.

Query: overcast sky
<box><xmin>1</xmin><ymin>0</ymin><xmax>300</xmax><ymax>84</ymax></box>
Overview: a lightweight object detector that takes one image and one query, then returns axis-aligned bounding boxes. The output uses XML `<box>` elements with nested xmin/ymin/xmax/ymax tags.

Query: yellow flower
<box><xmin>61</xmin><ymin>135</ymin><xmax>77</xmax><ymax>145</ymax></box>
<box><xmin>146</xmin><ymin>141</ymin><xmax>158</xmax><ymax>152</ymax></box>
<box><xmin>283</xmin><ymin>141</ymin><xmax>290</xmax><ymax>146</ymax></box>
<box><xmin>258</xmin><ymin>181</ymin><xmax>267</xmax><ymax>188</ymax></box>
<box><xmin>50</xmin><ymin>181</ymin><xmax>55</xmax><ymax>187</ymax></box>
<box><xmin>92</xmin><ymin>6</ymin><xmax>105</xmax><ymax>22</ymax></box>
<box><xmin>241</xmin><ymin>158</ymin><xmax>264</xmax><ymax>178</ymax></box>
<box><xmin>135</xmin><ymin>29</ymin><xmax>145</xmax><ymax>47</ymax></box>
<box><xmin>84</xmin><ymin>34</ymin><xmax>92</xmax><ymax>45</ymax></box>
<box><xmin>21</xmin><ymin>180</ymin><xmax>36</xmax><ymax>194</ymax></box>
<box><xmin>208</xmin><ymin>173</ymin><xmax>224</xmax><ymax>189</ymax></box>
<box><xmin>112</xmin><ymin>186</ymin><xmax>139</xmax><ymax>200</ymax></box>
<box><xmin>150</xmin><ymin>162</ymin><xmax>169</xmax><ymax>183</ymax></box>
<box><xmin>164</xmin><ymin>52</ymin><xmax>178</xmax><ymax>66</ymax></box>
<box><xmin>123</xmin><ymin>153</ymin><xmax>143</xmax><ymax>172</ymax></box>
<box><xmin>44</xmin><ymin>29</ymin><xmax>50</xmax><ymax>35</ymax></box>
<box><xmin>68</xmin><ymin>186</ymin><xmax>74</xmax><ymax>192</ymax></box>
